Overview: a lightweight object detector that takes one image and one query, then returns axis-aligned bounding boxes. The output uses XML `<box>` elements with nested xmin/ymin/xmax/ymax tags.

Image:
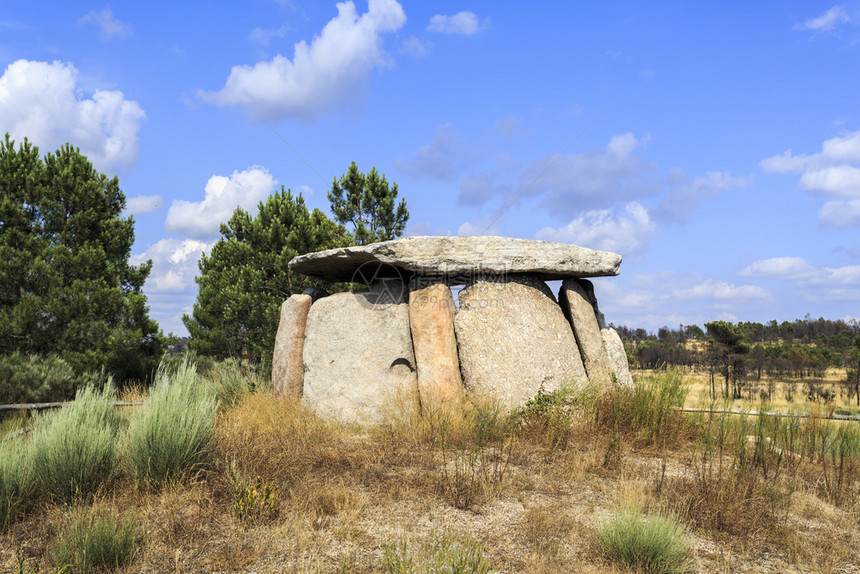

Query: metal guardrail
<box><xmin>0</xmin><ymin>400</ymin><xmax>147</xmax><ymax>442</ymax></box>
<box><xmin>679</xmin><ymin>407</ymin><xmax>860</xmax><ymax>423</ymax></box>
<box><xmin>0</xmin><ymin>400</ymin><xmax>145</xmax><ymax>412</ymax></box>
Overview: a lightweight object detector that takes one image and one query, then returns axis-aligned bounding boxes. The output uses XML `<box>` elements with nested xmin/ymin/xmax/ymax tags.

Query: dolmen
<box><xmin>272</xmin><ymin>236</ymin><xmax>632</xmax><ymax>425</ymax></box>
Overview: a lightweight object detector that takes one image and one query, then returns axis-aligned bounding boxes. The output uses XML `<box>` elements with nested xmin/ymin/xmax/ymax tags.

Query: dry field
<box><xmin>630</xmin><ymin>367</ymin><xmax>859</xmax><ymax>414</ymax></box>
<box><xmin>2</xmin><ymin>372</ymin><xmax>859</xmax><ymax>574</ymax></box>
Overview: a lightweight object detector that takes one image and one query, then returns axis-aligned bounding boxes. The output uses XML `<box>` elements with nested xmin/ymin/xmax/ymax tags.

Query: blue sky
<box><xmin>2</xmin><ymin>1</ymin><xmax>859</xmax><ymax>335</ymax></box>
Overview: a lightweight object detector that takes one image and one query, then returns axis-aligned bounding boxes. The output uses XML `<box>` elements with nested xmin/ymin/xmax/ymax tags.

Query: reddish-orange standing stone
<box><xmin>271</xmin><ymin>294</ymin><xmax>312</xmax><ymax>399</ymax></box>
<box><xmin>408</xmin><ymin>284</ymin><xmax>464</xmax><ymax>407</ymax></box>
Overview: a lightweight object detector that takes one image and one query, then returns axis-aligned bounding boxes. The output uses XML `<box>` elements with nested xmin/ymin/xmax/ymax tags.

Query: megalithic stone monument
<box><xmin>272</xmin><ymin>236</ymin><xmax>632</xmax><ymax>424</ymax></box>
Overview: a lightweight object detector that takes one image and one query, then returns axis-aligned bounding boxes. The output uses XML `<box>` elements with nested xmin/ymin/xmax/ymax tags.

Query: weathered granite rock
<box><xmin>454</xmin><ymin>275</ymin><xmax>587</xmax><ymax>407</ymax></box>
<box><xmin>302</xmin><ymin>289</ymin><xmax>418</xmax><ymax>424</ymax></box>
<box><xmin>560</xmin><ymin>279</ymin><xmax>611</xmax><ymax>385</ymax></box>
<box><xmin>469</xmin><ymin>273</ymin><xmax>557</xmax><ymax>301</ymax></box>
<box><xmin>602</xmin><ymin>327</ymin><xmax>633</xmax><ymax>387</ymax></box>
<box><xmin>408</xmin><ymin>284</ymin><xmax>464</xmax><ymax>406</ymax></box>
<box><xmin>289</xmin><ymin>236</ymin><xmax>622</xmax><ymax>283</ymax></box>
<box><xmin>271</xmin><ymin>294</ymin><xmax>312</xmax><ymax>399</ymax></box>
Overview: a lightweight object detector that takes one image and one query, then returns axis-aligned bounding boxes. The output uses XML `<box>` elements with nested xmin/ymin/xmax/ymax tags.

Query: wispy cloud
<box><xmin>394</xmin><ymin>123</ymin><xmax>469</xmax><ymax>181</ymax></box>
<box><xmin>79</xmin><ymin>7</ymin><xmax>132</xmax><ymax>41</ymax></box>
<box><xmin>793</xmin><ymin>5</ymin><xmax>850</xmax><ymax>33</ymax></box>
<box><xmin>427</xmin><ymin>11</ymin><xmax>487</xmax><ymax>35</ymax></box>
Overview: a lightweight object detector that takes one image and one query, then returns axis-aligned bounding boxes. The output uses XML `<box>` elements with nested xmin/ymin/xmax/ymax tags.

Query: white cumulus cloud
<box><xmin>535</xmin><ymin>202</ymin><xmax>657</xmax><ymax>255</ymax></box>
<box><xmin>0</xmin><ymin>59</ymin><xmax>145</xmax><ymax>175</ymax></box>
<box><xmin>819</xmin><ymin>199</ymin><xmax>860</xmax><ymax>227</ymax></box>
<box><xmin>165</xmin><ymin>166</ymin><xmax>277</xmax><ymax>239</ymax></box>
<box><xmin>427</xmin><ymin>11</ymin><xmax>486</xmax><ymax>35</ymax></box>
<box><xmin>761</xmin><ymin>130</ymin><xmax>860</xmax><ymax>226</ymax></box>
<box><xmin>200</xmin><ymin>0</ymin><xmax>406</xmax><ymax>122</ymax></box>
<box><xmin>132</xmin><ymin>238</ymin><xmax>214</xmax><ymax>294</ymax></box>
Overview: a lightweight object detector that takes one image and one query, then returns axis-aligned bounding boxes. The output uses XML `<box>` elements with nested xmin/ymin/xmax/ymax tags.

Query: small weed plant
<box><xmin>384</xmin><ymin>526</ymin><xmax>495</xmax><ymax>573</ymax></box>
<box><xmin>599</xmin><ymin>510</ymin><xmax>694</xmax><ymax>574</ymax></box>
<box><xmin>29</xmin><ymin>383</ymin><xmax>121</xmax><ymax>504</ymax></box>
<box><xmin>231</xmin><ymin>473</ymin><xmax>279</xmax><ymax>523</ymax></box>
<box><xmin>51</xmin><ymin>509</ymin><xmax>139</xmax><ymax>573</ymax></box>
<box><xmin>124</xmin><ymin>360</ymin><xmax>217</xmax><ymax>488</ymax></box>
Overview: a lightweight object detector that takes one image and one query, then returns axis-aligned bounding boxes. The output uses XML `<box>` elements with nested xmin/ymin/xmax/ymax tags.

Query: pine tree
<box><xmin>0</xmin><ymin>134</ymin><xmax>161</xmax><ymax>380</ymax></box>
<box><xmin>327</xmin><ymin>161</ymin><xmax>409</xmax><ymax>245</ymax></box>
<box><xmin>183</xmin><ymin>188</ymin><xmax>350</xmax><ymax>367</ymax></box>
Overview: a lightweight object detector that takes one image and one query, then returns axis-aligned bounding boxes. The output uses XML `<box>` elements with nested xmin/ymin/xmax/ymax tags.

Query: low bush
<box><xmin>29</xmin><ymin>383</ymin><xmax>121</xmax><ymax>504</ymax></box>
<box><xmin>0</xmin><ymin>353</ymin><xmax>106</xmax><ymax>404</ymax></box>
<box><xmin>51</xmin><ymin>509</ymin><xmax>139</xmax><ymax>573</ymax></box>
<box><xmin>123</xmin><ymin>360</ymin><xmax>217</xmax><ymax>488</ymax></box>
<box><xmin>208</xmin><ymin>358</ymin><xmax>267</xmax><ymax>409</ymax></box>
<box><xmin>598</xmin><ymin>510</ymin><xmax>694</xmax><ymax>574</ymax></box>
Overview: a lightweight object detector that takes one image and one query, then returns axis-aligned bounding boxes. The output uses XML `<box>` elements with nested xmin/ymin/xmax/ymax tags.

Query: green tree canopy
<box><xmin>0</xmin><ymin>134</ymin><xmax>161</xmax><ymax>381</ymax></box>
<box><xmin>705</xmin><ymin>320</ymin><xmax>750</xmax><ymax>399</ymax></box>
<box><xmin>183</xmin><ymin>188</ymin><xmax>351</xmax><ymax>367</ymax></box>
<box><xmin>327</xmin><ymin>161</ymin><xmax>409</xmax><ymax>245</ymax></box>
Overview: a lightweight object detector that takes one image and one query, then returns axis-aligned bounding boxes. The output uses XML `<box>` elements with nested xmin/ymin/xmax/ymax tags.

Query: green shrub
<box><xmin>208</xmin><ymin>358</ymin><xmax>268</xmax><ymax>409</ymax></box>
<box><xmin>599</xmin><ymin>511</ymin><xmax>694</xmax><ymax>574</ymax></box>
<box><xmin>124</xmin><ymin>361</ymin><xmax>217</xmax><ymax>488</ymax></box>
<box><xmin>384</xmin><ymin>526</ymin><xmax>495</xmax><ymax>573</ymax></box>
<box><xmin>0</xmin><ymin>352</ymin><xmax>106</xmax><ymax>404</ymax></box>
<box><xmin>0</xmin><ymin>437</ymin><xmax>32</xmax><ymax>529</ymax></box>
<box><xmin>51</xmin><ymin>509</ymin><xmax>139</xmax><ymax>573</ymax></box>
<box><xmin>29</xmin><ymin>383</ymin><xmax>120</xmax><ymax>504</ymax></box>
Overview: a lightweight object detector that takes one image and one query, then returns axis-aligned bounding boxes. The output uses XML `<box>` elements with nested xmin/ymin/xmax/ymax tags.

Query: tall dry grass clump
<box><xmin>0</xmin><ymin>437</ymin><xmax>32</xmax><ymax>530</ymax></box>
<box><xmin>29</xmin><ymin>382</ymin><xmax>121</xmax><ymax>504</ymax></box>
<box><xmin>217</xmin><ymin>392</ymin><xmax>337</xmax><ymax>483</ymax></box>
<box><xmin>123</xmin><ymin>360</ymin><xmax>217</xmax><ymax>488</ymax></box>
<box><xmin>595</xmin><ymin>369</ymin><xmax>691</xmax><ymax>451</ymax></box>
<box><xmin>51</xmin><ymin>507</ymin><xmax>139</xmax><ymax>573</ymax></box>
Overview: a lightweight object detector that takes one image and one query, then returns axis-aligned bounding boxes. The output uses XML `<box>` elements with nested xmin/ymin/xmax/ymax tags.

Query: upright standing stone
<box><xmin>302</xmin><ymin>286</ymin><xmax>419</xmax><ymax>424</ymax></box>
<box><xmin>454</xmin><ymin>275</ymin><xmax>587</xmax><ymax>407</ymax></box>
<box><xmin>576</xmin><ymin>279</ymin><xmax>633</xmax><ymax>388</ymax></box>
<box><xmin>560</xmin><ymin>279</ymin><xmax>612</xmax><ymax>385</ymax></box>
<box><xmin>408</xmin><ymin>284</ymin><xmax>464</xmax><ymax>407</ymax></box>
<box><xmin>271</xmin><ymin>294</ymin><xmax>312</xmax><ymax>399</ymax></box>
<box><xmin>602</xmin><ymin>327</ymin><xmax>633</xmax><ymax>387</ymax></box>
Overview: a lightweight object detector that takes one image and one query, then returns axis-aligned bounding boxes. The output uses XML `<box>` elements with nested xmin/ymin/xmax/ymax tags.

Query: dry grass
<box><xmin>2</xmin><ymin>373</ymin><xmax>860</xmax><ymax>573</ymax></box>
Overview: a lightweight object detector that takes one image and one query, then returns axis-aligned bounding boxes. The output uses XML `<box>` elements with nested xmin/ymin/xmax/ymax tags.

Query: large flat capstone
<box><xmin>289</xmin><ymin>236</ymin><xmax>622</xmax><ymax>283</ymax></box>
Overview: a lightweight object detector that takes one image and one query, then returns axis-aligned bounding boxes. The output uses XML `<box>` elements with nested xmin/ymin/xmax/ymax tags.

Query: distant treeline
<box><xmin>616</xmin><ymin>316</ymin><xmax>860</xmax><ymax>403</ymax></box>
